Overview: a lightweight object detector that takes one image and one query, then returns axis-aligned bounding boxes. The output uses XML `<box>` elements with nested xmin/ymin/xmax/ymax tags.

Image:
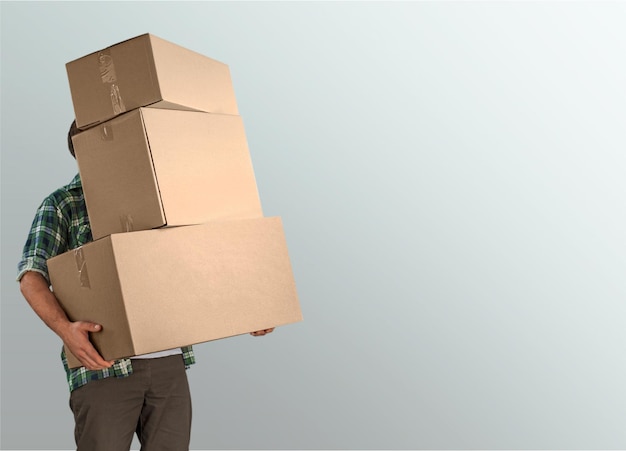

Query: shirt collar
<box><xmin>66</xmin><ymin>173</ymin><xmax>82</xmax><ymax>190</ymax></box>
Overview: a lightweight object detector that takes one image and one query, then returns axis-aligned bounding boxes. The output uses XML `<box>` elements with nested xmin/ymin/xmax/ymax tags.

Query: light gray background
<box><xmin>2</xmin><ymin>1</ymin><xmax>625</xmax><ymax>449</ymax></box>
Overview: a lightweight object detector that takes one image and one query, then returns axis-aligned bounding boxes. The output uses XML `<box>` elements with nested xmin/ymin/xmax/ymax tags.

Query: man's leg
<box><xmin>135</xmin><ymin>355</ymin><xmax>192</xmax><ymax>451</ymax></box>
<box><xmin>69</xmin><ymin>371</ymin><xmax>146</xmax><ymax>451</ymax></box>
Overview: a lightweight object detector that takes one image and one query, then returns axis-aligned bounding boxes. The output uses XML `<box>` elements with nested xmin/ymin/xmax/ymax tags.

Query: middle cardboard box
<box><xmin>73</xmin><ymin>108</ymin><xmax>263</xmax><ymax>240</ymax></box>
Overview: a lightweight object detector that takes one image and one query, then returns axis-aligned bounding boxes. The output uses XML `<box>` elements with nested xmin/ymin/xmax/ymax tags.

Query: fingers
<box><xmin>250</xmin><ymin>328</ymin><xmax>275</xmax><ymax>337</ymax></box>
<box><xmin>79</xmin><ymin>321</ymin><xmax>103</xmax><ymax>333</ymax></box>
<box><xmin>74</xmin><ymin>346</ymin><xmax>114</xmax><ymax>371</ymax></box>
<box><xmin>66</xmin><ymin>322</ymin><xmax>114</xmax><ymax>370</ymax></box>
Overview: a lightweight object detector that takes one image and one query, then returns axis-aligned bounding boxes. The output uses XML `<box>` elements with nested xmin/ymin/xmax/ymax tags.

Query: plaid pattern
<box><xmin>18</xmin><ymin>174</ymin><xmax>195</xmax><ymax>392</ymax></box>
<box><xmin>17</xmin><ymin>174</ymin><xmax>91</xmax><ymax>282</ymax></box>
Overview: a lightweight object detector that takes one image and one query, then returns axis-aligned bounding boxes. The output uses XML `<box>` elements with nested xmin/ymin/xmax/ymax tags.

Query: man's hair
<box><xmin>67</xmin><ymin>120</ymin><xmax>80</xmax><ymax>158</ymax></box>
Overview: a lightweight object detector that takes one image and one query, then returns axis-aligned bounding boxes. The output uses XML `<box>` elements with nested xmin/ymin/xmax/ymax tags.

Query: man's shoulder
<box><xmin>42</xmin><ymin>174</ymin><xmax>83</xmax><ymax>207</ymax></box>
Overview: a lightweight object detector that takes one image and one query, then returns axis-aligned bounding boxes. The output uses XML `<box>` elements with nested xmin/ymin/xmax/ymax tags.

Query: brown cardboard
<box><xmin>72</xmin><ymin>108</ymin><xmax>263</xmax><ymax>240</ymax></box>
<box><xmin>67</xmin><ymin>33</ymin><xmax>239</xmax><ymax>129</ymax></box>
<box><xmin>48</xmin><ymin>217</ymin><xmax>302</xmax><ymax>369</ymax></box>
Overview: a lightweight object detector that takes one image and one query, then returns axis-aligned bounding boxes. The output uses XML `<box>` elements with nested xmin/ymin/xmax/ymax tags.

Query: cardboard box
<box><xmin>67</xmin><ymin>33</ymin><xmax>239</xmax><ymax>129</ymax></box>
<box><xmin>73</xmin><ymin>108</ymin><xmax>263</xmax><ymax>240</ymax></box>
<box><xmin>48</xmin><ymin>217</ymin><xmax>302</xmax><ymax>368</ymax></box>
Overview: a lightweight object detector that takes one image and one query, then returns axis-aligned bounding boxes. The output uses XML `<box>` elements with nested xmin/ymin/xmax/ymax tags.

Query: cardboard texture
<box><xmin>67</xmin><ymin>33</ymin><xmax>239</xmax><ymax>129</ymax></box>
<box><xmin>48</xmin><ymin>217</ymin><xmax>302</xmax><ymax>369</ymax></box>
<box><xmin>72</xmin><ymin>108</ymin><xmax>263</xmax><ymax>240</ymax></box>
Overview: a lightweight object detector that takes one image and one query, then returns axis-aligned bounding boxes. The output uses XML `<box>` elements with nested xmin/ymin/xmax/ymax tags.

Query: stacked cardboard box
<box><xmin>48</xmin><ymin>34</ymin><xmax>302</xmax><ymax>368</ymax></box>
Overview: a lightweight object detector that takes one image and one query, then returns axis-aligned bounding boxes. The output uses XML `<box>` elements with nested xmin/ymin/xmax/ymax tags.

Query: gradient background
<box><xmin>2</xmin><ymin>1</ymin><xmax>625</xmax><ymax>450</ymax></box>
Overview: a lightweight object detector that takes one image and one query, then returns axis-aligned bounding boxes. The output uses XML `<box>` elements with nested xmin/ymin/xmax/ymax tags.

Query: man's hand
<box><xmin>61</xmin><ymin>321</ymin><xmax>114</xmax><ymax>371</ymax></box>
<box><xmin>250</xmin><ymin>328</ymin><xmax>275</xmax><ymax>337</ymax></box>
<box><xmin>19</xmin><ymin>271</ymin><xmax>113</xmax><ymax>371</ymax></box>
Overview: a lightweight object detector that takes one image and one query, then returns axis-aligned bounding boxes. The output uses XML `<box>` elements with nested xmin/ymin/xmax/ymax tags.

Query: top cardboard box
<box><xmin>67</xmin><ymin>33</ymin><xmax>239</xmax><ymax>129</ymax></box>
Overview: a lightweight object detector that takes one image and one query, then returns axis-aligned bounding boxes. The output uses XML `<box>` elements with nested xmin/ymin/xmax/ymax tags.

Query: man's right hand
<box><xmin>61</xmin><ymin>321</ymin><xmax>114</xmax><ymax>371</ymax></box>
<box><xmin>19</xmin><ymin>271</ymin><xmax>114</xmax><ymax>371</ymax></box>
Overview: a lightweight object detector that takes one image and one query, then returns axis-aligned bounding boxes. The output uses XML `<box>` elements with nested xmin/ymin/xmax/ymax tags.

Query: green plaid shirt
<box><xmin>17</xmin><ymin>174</ymin><xmax>195</xmax><ymax>392</ymax></box>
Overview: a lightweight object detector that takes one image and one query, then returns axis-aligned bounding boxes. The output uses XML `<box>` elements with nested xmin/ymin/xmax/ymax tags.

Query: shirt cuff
<box><xmin>16</xmin><ymin>257</ymin><xmax>50</xmax><ymax>283</ymax></box>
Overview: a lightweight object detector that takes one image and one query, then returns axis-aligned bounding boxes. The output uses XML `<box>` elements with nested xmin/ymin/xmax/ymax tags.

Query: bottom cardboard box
<box><xmin>48</xmin><ymin>217</ymin><xmax>302</xmax><ymax>368</ymax></box>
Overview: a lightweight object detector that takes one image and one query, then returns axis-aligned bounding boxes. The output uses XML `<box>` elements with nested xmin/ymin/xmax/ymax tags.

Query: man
<box><xmin>17</xmin><ymin>120</ymin><xmax>274</xmax><ymax>451</ymax></box>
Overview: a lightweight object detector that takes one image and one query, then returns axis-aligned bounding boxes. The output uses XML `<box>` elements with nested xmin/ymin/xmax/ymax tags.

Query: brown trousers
<box><xmin>69</xmin><ymin>355</ymin><xmax>192</xmax><ymax>451</ymax></box>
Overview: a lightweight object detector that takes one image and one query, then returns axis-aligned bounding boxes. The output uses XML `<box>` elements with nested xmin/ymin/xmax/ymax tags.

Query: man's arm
<box><xmin>20</xmin><ymin>271</ymin><xmax>113</xmax><ymax>370</ymax></box>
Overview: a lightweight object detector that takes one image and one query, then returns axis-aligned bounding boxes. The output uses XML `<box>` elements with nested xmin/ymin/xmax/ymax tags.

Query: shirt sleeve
<box><xmin>17</xmin><ymin>198</ymin><xmax>68</xmax><ymax>283</ymax></box>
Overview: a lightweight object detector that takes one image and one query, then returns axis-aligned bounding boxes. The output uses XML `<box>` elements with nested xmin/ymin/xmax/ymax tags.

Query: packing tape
<box><xmin>74</xmin><ymin>248</ymin><xmax>91</xmax><ymax>289</ymax></box>
<box><xmin>98</xmin><ymin>51</ymin><xmax>126</xmax><ymax>115</ymax></box>
<box><xmin>120</xmin><ymin>214</ymin><xmax>134</xmax><ymax>233</ymax></box>
<box><xmin>98</xmin><ymin>52</ymin><xmax>117</xmax><ymax>83</ymax></box>
<box><xmin>110</xmin><ymin>83</ymin><xmax>126</xmax><ymax>115</ymax></box>
<box><xmin>100</xmin><ymin>124</ymin><xmax>113</xmax><ymax>141</ymax></box>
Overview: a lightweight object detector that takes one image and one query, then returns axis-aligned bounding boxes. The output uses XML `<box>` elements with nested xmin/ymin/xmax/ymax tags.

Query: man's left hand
<box><xmin>250</xmin><ymin>328</ymin><xmax>274</xmax><ymax>337</ymax></box>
